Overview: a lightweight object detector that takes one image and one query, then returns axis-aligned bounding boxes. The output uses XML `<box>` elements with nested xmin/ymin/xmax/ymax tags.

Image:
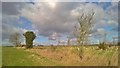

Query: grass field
<box><xmin>0</xmin><ymin>46</ymin><xmax>2</xmax><ymax>67</ymax></box>
<box><xmin>2</xmin><ymin>46</ymin><xmax>118</xmax><ymax>66</ymax></box>
<box><xmin>2</xmin><ymin>46</ymin><xmax>62</xmax><ymax>66</ymax></box>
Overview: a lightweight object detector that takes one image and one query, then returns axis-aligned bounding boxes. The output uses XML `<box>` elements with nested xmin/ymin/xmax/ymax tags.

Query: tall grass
<box><xmin>28</xmin><ymin>46</ymin><xmax>118</xmax><ymax>66</ymax></box>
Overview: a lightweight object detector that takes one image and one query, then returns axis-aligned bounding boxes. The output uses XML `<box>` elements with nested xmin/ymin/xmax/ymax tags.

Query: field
<box><xmin>2</xmin><ymin>45</ymin><xmax>118</xmax><ymax>66</ymax></box>
<box><xmin>0</xmin><ymin>46</ymin><xmax>2</xmax><ymax>67</ymax></box>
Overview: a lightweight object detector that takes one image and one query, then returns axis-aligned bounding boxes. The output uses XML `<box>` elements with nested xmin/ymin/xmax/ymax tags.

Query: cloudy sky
<box><xmin>1</xmin><ymin>1</ymin><xmax>119</xmax><ymax>45</ymax></box>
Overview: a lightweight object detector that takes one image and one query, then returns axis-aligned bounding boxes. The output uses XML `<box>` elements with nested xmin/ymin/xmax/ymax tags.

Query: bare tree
<box><xmin>9</xmin><ymin>32</ymin><xmax>21</xmax><ymax>47</ymax></box>
<box><xmin>67</xmin><ymin>34</ymin><xmax>72</xmax><ymax>46</ymax></box>
<box><xmin>73</xmin><ymin>10</ymin><xmax>95</xmax><ymax>60</ymax></box>
<box><xmin>67</xmin><ymin>32</ymin><xmax>75</xmax><ymax>46</ymax></box>
<box><xmin>67</xmin><ymin>38</ymin><xmax>70</xmax><ymax>46</ymax></box>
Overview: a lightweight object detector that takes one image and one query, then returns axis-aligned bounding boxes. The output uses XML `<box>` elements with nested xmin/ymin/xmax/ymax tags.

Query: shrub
<box><xmin>98</xmin><ymin>42</ymin><xmax>107</xmax><ymax>50</ymax></box>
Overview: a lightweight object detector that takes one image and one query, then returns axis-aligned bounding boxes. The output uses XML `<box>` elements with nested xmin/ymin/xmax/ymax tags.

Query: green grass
<box><xmin>0</xmin><ymin>46</ymin><xmax>2</xmax><ymax>67</ymax></box>
<box><xmin>2</xmin><ymin>46</ymin><xmax>62</xmax><ymax>66</ymax></box>
<box><xmin>2</xmin><ymin>46</ymin><xmax>37</xmax><ymax>66</ymax></box>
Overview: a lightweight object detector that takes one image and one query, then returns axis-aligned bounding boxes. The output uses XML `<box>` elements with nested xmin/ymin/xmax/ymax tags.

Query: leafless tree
<box><xmin>73</xmin><ymin>10</ymin><xmax>95</xmax><ymax>60</ymax></box>
<box><xmin>9</xmin><ymin>32</ymin><xmax>21</xmax><ymax>47</ymax></box>
<box><xmin>67</xmin><ymin>35</ymin><xmax>71</xmax><ymax>46</ymax></box>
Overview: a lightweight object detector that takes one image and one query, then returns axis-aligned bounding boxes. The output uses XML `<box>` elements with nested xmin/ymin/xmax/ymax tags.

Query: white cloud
<box><xmin>2</xmin><ymin>2</ymin><xmax>118</xmax><ymax>45</ymax></box>
<box><xmin>2</xmin><ymin>0</ymin><xmax>87</xmax><ymax>2</ymax></box>
<box><xmin>20</xmin><ymin>2</ymin><xmax>80</xmax><ymax>37</ymax></box>
<box><xmin>70</xmin><ymin>2</ymin><xmax>107</xmax><ymax>30</ymax></box>
<box><xmin>20</xmin><ymin>2</ymin><xmax>108</xmax><ymax>38</ymax></box>
<box><xmin>19</xmin><ymin>2</ymin><xmax>118</xmax><ymax>44</ymax></box>
<box><xmin>99</xmin><ymin>0</ymin><xmax>120</xmax><ymax>2</ymax></box>
<box><xmin>97</xmin><ymin>28</ymin><xmax>105</xmax><ymax>34</ymax></box>
<box><xmin>107</xmin><ymin>20</ymin><xmax>118</xmax><ymax>26</ymax></box>
<box><xmin>48</xmin><ymin>32</ymin><xmax>61</xmax><ymax>40</ymax></box>
<box><xmin>111</xmin><ymin>0</ymin><xmax>120</xmax><ymax>2</ymax></box>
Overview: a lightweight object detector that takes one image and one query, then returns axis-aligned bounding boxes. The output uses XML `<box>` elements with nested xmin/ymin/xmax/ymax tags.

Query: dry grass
<box><xmin>24</xmin><ymin>46</ymin><xmax>118</xmax><ymax>66</ymax></box>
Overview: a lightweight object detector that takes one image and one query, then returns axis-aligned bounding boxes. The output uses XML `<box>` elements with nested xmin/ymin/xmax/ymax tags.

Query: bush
<box><xmin>108</xmin><ymin>44</ymin><xmax>112</xmax><ymax>47</ymax></box>
<box><xmin>98</xmin><ymin>42</ymin><xmax>107</xmax><ymax>50</ymax></box>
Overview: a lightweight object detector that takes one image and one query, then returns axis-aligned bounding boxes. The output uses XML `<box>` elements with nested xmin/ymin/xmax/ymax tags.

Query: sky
<box><xmin>1</xmin><ymin>1</ymin><xmax>119</xmax><ymax>46</ymax></box>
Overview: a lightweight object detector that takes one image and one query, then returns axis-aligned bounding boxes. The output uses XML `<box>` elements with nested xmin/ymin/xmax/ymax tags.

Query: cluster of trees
<box><xmin>9</xmin><ymin>31</ymin><xmax>36</xmax><ymax>49</ymax></box>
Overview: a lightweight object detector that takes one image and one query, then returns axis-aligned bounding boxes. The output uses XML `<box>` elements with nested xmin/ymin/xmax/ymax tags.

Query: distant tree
<box><xmin>67</xmin><ymin>38</ymin><xmax>70</xmax><ymax>45</ymax></box>
<box><xmin>23</xmin><ymin>31</ymin><xmax>36</xmax><ymax>48</ymax></box>
<box><xmin>67</xmin><ymin>35</ymin><xmax>71</xmax><ymax>46</ymax></box>
<box><xmin>73</xmin><ymin>10</ymin><xmax>95</xmax><ymax>60</ymax></box>
<box><xmin>9</xmin><ymin>32</ymin><xmax>21</xmax><ymax>47</ymax></box>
